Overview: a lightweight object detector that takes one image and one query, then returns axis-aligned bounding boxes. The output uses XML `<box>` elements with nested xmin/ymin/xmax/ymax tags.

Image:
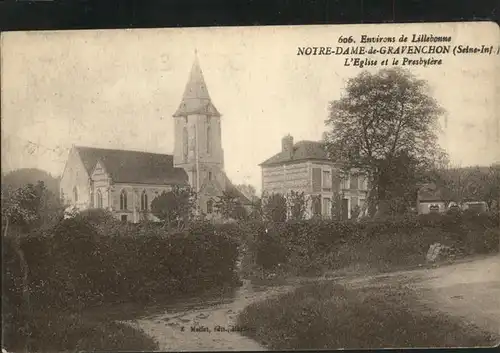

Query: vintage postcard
<box><xmin>1</xmin><ymin>22</ymin><xmax>499</xmax><ymax>352</ymax></box>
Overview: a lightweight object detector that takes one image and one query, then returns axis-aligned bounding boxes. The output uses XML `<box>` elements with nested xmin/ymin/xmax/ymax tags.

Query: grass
<box><xmin>236</xmin><ymin>280</ymin><xmax>498</xmax><ymax>350</ymax></box>
<box><xmin>2</xmin><ymin>309</ymin><xmax>158</xmax><ymax>352</ymax></box>
<box><xmin>2</xmin><ymin>284</ymin><xmax>242</xmax><ymax>353</ymax></box>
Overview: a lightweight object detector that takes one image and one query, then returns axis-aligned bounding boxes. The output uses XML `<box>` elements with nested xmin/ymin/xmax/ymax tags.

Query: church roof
<box><xmin>259</xmin><ymin>140</ymin><xmax>329</xmax><ymax>167</ymax></box>
<box><xmin>222</xmin><ymin>173</ymin><xmax>252</xmax><ymax>205</ymax></box>
<box><xmin>173</xmin><ymin>55</ymin><xmax>221</xmax><ymax>117</ymax></box>
<box><xmin>75</xmin><ymin>146</ymin><xmax>189</xmax><ymax>186</ymax></box>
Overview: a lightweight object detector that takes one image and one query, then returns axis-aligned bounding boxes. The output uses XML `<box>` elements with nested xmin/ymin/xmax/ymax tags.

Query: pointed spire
<box><xmin>173</xmin><ymin>52</ymin><xmax>221</xmax><ymax>117</ymax></box>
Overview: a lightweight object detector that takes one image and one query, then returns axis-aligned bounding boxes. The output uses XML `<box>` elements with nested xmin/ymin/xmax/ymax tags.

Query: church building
<box><xmin>60</xmin><ymin>55</ymin><xmax>250</xmax><ymax>222</ymax></box>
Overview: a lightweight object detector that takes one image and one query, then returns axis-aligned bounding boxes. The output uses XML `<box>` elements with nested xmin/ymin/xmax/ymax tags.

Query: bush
<box><xmin>237</xmin><ymin>212</ymin><xmax>499</xmax><ymax>277</ymax></box>
<box><xmin>3</xmin><ymin>217</ymin><xmax>240</xmax><ymax>312</ymax></box>
<box><xmin>2</xmin><ymin>217</ymin><xmax>241</xmax><ymax>351</ymax></box>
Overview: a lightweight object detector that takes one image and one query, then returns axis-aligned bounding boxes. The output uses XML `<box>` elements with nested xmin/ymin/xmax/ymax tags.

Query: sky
<box><xmin>2</xmin><ymin>22</ymin><xmax>499</xmax><ymax>194</ymax></box>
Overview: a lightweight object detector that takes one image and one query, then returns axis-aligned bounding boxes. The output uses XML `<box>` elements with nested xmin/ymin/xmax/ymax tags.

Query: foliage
<box><xmin>480</xmin><ymin>165</ymin><xmax>500</xmax><ymax>210</ymax></box>
<box><xmin>324</xmin><ymin>68</ymin><xmax>445</xmax><ymax>217</ymax></box>
<box><xmin>2</xmin><ymin>308</ymin><xmax>158</xmax><ymax>353</ymax></box>
<box><xmin>214</xmin><ymin>190</ymin><xmax>248</xmax><ymax>221</ymax></box>
<box><xmin>432</xmin><ymin>164</ymin><xmax>500</xmax><ymax>210</ymax></box>
<box><xmin>262</xmin><ymin>192</ymin><xmax>287</xmax><ymax>222</ymax></box>
<box><xmin>150</xmin><ymin>185</ymin><xmax>197</xmax><ymax>229</ymax></box>
<box><xmin>330</xmin><ymin>191</ymin><xmax>345</xmax><ymax>220</ymax></box>
<box><xmin>237</xmin><ymin>281</ymin><xmax>496</xmax><ymax>350</ymax></box>
<box><xmin>248</xmin><ymin>197</ymin><xmax>263</xmax><ymax>221</ymax></box>
<box><xmin>1</xmin><ymin>181</ymin><xmax>64</xmax><ymax>232</ymax></box>
<box><xmin>2</xmin><ymin>168</ymin><xmax>60</xmax><ymax>199</ymax></box>
<box><xmin>351</xmin><ymin>205</ymin><xmax>361</xmax><ymax>220</ymax></box>
<box><xmin>3</xmin><ymin>218</ymin><xmax>241</xmax><ymax>308</ymax></box>
<box><xmin>240</xmin><ymin>213</ymin><xmax>499</xmax><ymax>277</ymax></box>
<box><xmin>286</xmin><ymin>191</ymin><xmax>308</xmax><ymax>221</ymax></box>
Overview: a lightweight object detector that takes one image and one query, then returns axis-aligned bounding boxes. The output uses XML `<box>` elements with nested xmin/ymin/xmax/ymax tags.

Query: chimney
<box><xmin>282</xmin><ymin>134</ymin><xmax>294</xmax><ymax>159</ymax></box>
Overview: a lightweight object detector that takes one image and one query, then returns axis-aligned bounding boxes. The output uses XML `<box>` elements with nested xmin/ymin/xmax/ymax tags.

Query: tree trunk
<box><xmin>374</xmin><ymin>173</ymin><xmax>390</xmax><ymax>218</ymax></box>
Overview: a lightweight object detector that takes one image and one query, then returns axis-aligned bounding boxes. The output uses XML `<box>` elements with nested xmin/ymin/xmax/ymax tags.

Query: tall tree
<box><xmin>150</xmin><ymin>186</ymin><xmax>197</xmax><ymax>230</ymax></box>
<box><xmin>324</xmin><ymin>68</ymin><xmax>445</xmax><ymax>217</ymax></box>
<box><xmin>262</xmin><ymin>192</ymin><xmax>287</xmax><ymax>222</ymax></box>
<box><xmin>480</xmin><ymin>164</ymin><xmax>500</xmax><ymax>210</ymax></box>
<box><xmin>1</xmin><ymin>181</ymin><xmax>62</xmax><ymax>351</ymax></box>
<box><xmin>214</xmin><ymin>190</ymin><xmax>248</xmax><ymax>221</ymax></box>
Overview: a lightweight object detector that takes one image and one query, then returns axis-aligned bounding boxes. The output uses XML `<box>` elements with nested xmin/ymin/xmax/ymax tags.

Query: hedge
<box><xmin>237</xmin><ymin>212</ymin><xmax>499</xmax><ymax>276</ymax></box>
<box><xmin>2</xmin><ymin>217</ymin><xmax>240</xmax><ymax>316</ymax></box>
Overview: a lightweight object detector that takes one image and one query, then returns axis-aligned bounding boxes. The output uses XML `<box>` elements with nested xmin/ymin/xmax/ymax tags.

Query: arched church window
<box><xmin>73</xmin><ymin>186</ymin><xmax>78</xmax><ymax>203</ymax></box>
<box><xmin>206</xmin><ymin>123</ymin><xmax>211</xmax><ymax>153</ymax></box>
<box><xmin>96</xmin><ymin>189</ymin><xmax>103</xmax><ymax>208</ymax></box>
<box><xmin>120</xmin><ymin>190</ymin><xmax>128</xmax><ymax>210</ymax></box>
<box><xmin>141</xmin><ymin>190</ymin><xmax>148</xmax><ymax>211</ymax></box>
<box><xmin>183</xmin><ymin>126</ymin><xmax>188</xmax><ymax>162</ymax></box>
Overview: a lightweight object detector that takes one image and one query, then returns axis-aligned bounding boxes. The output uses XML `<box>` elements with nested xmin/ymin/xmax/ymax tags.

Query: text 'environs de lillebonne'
<box><xmin>359</xmin><ymin>34</ymin><xmax>452</xmax><ymax>43</ymax></box>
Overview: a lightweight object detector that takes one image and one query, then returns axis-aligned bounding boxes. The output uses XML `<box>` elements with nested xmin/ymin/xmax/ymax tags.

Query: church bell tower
<box><xmin>172</xmin><ymin>53</ymin><xmax>225</xmax><ymax>203</ymax></box>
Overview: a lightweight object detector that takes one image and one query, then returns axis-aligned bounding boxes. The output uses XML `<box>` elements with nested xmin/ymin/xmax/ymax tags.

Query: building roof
<box><xmin>417</xmin><ymin>183</ymin><xmax>444</xmax><ymax>202</ymax></box>
<box><xmin>222</xmin><ymin>173</ymin><xmax>252</xmax><ymax>205</ymax></box>
<box><xmin>173</xmin><ymin>55</ymin><xmax>221</xmax><ymax>118</ymax></box>
<box><xmin>259</xmin><ymin>140</ymin><xmax>329</xmax><ymax>166</ymax></box>
<box><xmin>75</xmin><ymin>146</ymin><xmax>189</xmax><ymax>186</ymax></box>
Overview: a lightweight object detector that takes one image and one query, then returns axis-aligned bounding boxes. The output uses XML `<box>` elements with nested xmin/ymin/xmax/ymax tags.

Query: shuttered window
<box><xmin>322</xmin><ymin>170</ymin><xmax>331</xmax><ymax>190</ymax></box>
<box><xmin>350</xmin><ymin>174</ymin><xmax>358</xmax><ymax>190</ymax></box>
<box><xmin>312</xmin><ymin>168</ymin><xmax>322</xmax><ymax>192</ymax></box>
<box><xmin>332</xmin><ymin>172</ymin><xmax>341</xmax><ymax>193</ymax></box>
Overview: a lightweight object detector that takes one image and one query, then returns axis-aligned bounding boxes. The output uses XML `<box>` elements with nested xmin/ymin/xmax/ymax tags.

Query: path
<box><xmin>340</xmin><ymin>255</ymin><xmax>500</xmax><ymax>339</ymax></box>
<box><xmin>122</xmin><ymin>280</ymin><xmax>295</xmax><ymax>351</ymax></box>
<box><xmin>122</xmin><ymin>255</ymin><xmax>500</xmax><ymax>350</ymax></box>
<box><xmin>414</xmin><ymin>255</ymin><xmax>500</xmax><ymax>337</ymax></box>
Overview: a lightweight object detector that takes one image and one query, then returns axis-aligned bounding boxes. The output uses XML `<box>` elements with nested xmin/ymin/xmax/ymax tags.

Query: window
<box><xmin>183</xmin><ymin>126</ymin><xmax>188</xmax><ymax>162</ymax></box>
<box><xmin>312</xmin><ymin>168</ymin><xmax>322</xmax><ymax>192</ymax></box>
<box><xmin>341</xmin><ymin>175</ymin><xmax>350</xmax><ymax>190</ymax></box>
<box><xmin>206</xmin><ymin>122</ymin><xmax>211</xmax><ymax>153</ymax></box>
<box><xmin>207</xmin><ymin>199</ymin><xmax>214</xmax><ymax>214</ymax></box>
<box><xmin>322</xmin><ymin>170</ymin><xmax>332</xmax><ymax>189</ymax></box>
<box><xmin>350</xmin><ymin>174</ymin><xmax>358</xmax><ymax>190</ymax></box>
<box><xmin>358</xmin><ymin>176</ymin><xmax>366</xmax><ymax>190</ymax></box>
<box><xmin>208</xmin><ymin>171</ymin><xmax>212</xmax><ymax>181</ymax></box>
<box><xmin>73</xmin><ymin>186</ymin><xmax>78</xmax><ymax>202</ymax></box>
<box><xmin>96</xmin><ymin>189</ymin><xmax>103</xmax><ymax>208</ymax></box>
<box><xmin>322</xmin><ymin>198</ymin><xmax>331</xmax><ymax>217</ymax></box>
<box><xmin>140</xmin><ymin>190</ymin><xmax>148</xmax><ymax>211</ymax></box>
<box><xmin>121</xmin><ymin>215</ymin><xmax>128</xmax><ymax>222</ymax></box>
<box><xmin>312</xmin><ymin>196</ymin><xmax>322</xmax><ymax>216</ymax></box>
<box><xmin>120</xmin><ymin>190</ymin><xmax>128</xmax><ymax>210</ymax></box>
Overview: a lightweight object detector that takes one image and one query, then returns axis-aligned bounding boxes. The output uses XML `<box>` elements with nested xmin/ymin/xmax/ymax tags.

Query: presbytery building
<box><xmin>60</xmin><ymin>55</ymin><xmax>249</xmax><ymax>222</ymax></box>
<box><xmin>259</xmin><ymin>135</ymin><xmax>369</xmax><ymax>219</ymax></box>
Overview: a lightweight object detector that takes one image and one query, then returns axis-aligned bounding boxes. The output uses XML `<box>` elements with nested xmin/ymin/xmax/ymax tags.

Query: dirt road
<box><xmin>122</xmin><ymin>280</ymin><xmax>294</xmax><ymax>351</ymax></box>
<box><xmin>414</xmin><ymin>255</ymin><xmax>500</xmax><ymax>338</ymax></box>
<box><xmin>123</xmin><ymin>255</ymin><xmax>500</xmax><ymax>350</ymax></box>
<box><xmin>342</xmin><ymin>255</ymin><xmax>500</xmax><ymax>339</ymax></box>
